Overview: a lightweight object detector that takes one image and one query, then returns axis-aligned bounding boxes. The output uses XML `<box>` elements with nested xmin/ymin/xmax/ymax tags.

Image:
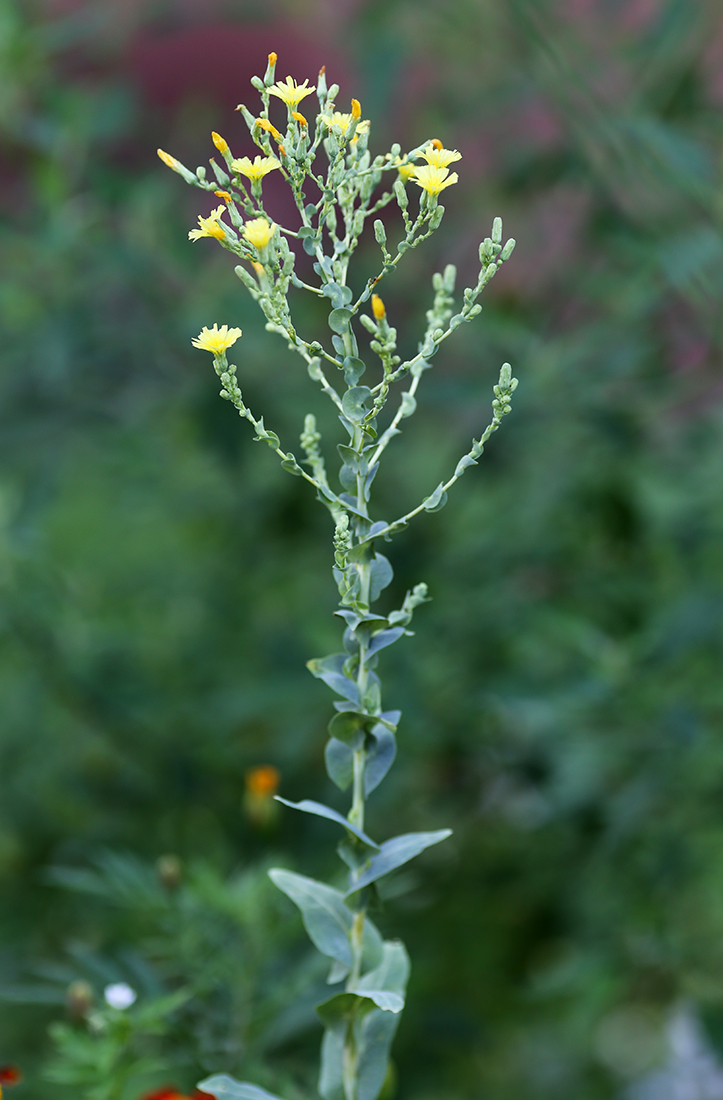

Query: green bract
<box><xmin>161</xmin><ymin>53</ymin><xmax>518</xmax><ymax>1100</ymax></box>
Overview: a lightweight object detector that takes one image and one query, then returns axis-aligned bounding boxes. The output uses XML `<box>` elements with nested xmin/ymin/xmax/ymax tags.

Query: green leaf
<box><xmin>422</xmin><ymin>481</ymin><xmax>448</xmax><ymax>512</ymax></box>
<box><xmin>325</xmin><ymin>737</ymin><xmax>354</xmax><ymax>790</ymax></box>
<box><xmin>328</xmin><ymin>307</ymin><xmax>353</xmax><ymax>333</ymax></box>
<box><xmin>328</xmin><ymin>709</ymin><xmax>371</xmax><ymax>747</ymax></box>
<box><xmin>367</xmin><ymin>627</ymin><xmax>405</xmax><ymax>658</ymax></box>
<box><xmin>307</xmin><ymin>654</ymin><xmax>360</xmax><ymax>705</ymax></box>
<box><xmin>275</xmin><ymin>798</ymin><xmax>379</xmax><ymax>848</ymax></box>
<box><xmin>369</xmin><ymin>553</ymin><xmax>393</xmax><ymax>600</ymax></box>
<box><xmin>399</xmin><ymin>391</ymin><xmax>417</xmax><ymax>418</ymax></box>
<box><xmin>342</xmin><ymin>386</ymin><xmax>373</xmax><ymax>422</ymax></box>
<box><xmin>197</xmin><ymin>1077</ymin><xmax>285</xmax><ymax>1100</ymax></box>
<box><xmin>346</xmin><ymin>829</ymin><xmax>452</xmax><ymax>894</ymax></box>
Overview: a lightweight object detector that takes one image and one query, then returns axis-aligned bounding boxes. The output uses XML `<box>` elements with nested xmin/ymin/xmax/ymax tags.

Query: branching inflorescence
<box><xmin>159</xmin><ymin>53</ymin><xmax>517</xmax><ymax>1100</ymax></box>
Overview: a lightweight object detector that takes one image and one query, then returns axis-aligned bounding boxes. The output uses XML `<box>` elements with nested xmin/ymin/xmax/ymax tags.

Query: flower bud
<box><xmin>211</xmin><ymin>132</ymin><xmax>229</xmax><ymax>156</ymax></box>
<box><xmin>66</xmin><ymin>980</ymin><xmax>94</xmax><ymax>1020</ymax></box>
<box><xmin>264</xmin><ymin>52</ymin><xmax>277</xmax><ymax>86</ymax></box>
<box><xmin>157</xmin><ymin>853</ymin><xmax>182</xmax><ymax>890</ymax></box>
<box><xmin>371</xmin><ymin>294</ymin><xmax>386</xmax><ymax>320</ymax></box>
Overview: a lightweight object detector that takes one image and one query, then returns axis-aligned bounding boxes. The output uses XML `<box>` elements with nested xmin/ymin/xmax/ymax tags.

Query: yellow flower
<box><xmin>191</xmin><ymin>324</ymin><xmax>242</xmax><ymax>355</ymax></box>
<box><xmin>243</xmin><ymin>217</ymin><xmax>276</xmax><ymax>250</ymax></box>
<box><xmin>188</xmin><ymin>205</ymin><xmax>227</xmax><ymax>241</ymax></box>
<box><xmin>291</xmin><ymin>110</ymin><xmax>308</xmax><ymax>127</ymax></box>
<box><xmin>411</xmin><ymin>164</ymin><xmax>459</xmax><ymax>195</ymax></box>
<box><xmin>230</xmin><ymin>155</ymin><xmax>281</xmax><ymax>181</ymax></box>
<box><xmin>395</xmin><ymin>160</ymin><xmax>417</xmax><ymax>181</ymax></box>
<box><xmin>371</xmin><ymin>294</ymin><xmax>386</xmax><ymax>320</ymax></box>
<box><xmin>421</xmin><ymin>144</ymin><xmax>462</xmax><ymax>169</ymax></box>
<box><xmin>321</xmin><ymin>112</ymin><xmax>370</xmax><ymax>139</ymax></box>
<box><xmin>268</xmin><ymin>76</ymin><xmax>315</xmax><ymax>107</ymax></box>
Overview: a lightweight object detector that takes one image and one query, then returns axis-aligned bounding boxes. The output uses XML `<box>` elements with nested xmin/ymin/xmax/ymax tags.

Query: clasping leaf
<box><xmin>346</xmin><ymin>829</ymin><xmax>452</xmax><ymax>894</ymax></box>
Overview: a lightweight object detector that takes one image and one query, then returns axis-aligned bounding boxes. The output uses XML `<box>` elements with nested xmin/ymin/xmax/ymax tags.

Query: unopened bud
<box><xmin>157</xmin><ymin>149</ymin><xmax>196</xmax><ymax>184</ymax></box>
<box><xmin>211</xmin><ymin>132</ymin><xmax>229</xmax><ymax>155</ymax></box>
<box><xmin>373</xmin><ymin>219</ymin><xmax>386</xmax><ymax>245</ymax></box>
<box><xmin>156</xmin><ymin>853</ymin><xmax>182</xmax><ymax>890</ymax></box>
<box><xmin>264</xmin><ymin>52</ymin><xmax>277</xmax><ymax>86</ymax></box>
<box><xmin>500</xmin><ymin>238</ymin><xmax>516</xmax><ymax>261</ymax></box>
<box><xmin>317</xmin><ymin>65</ymin><xmax>327</xmax><ymax>98</ymax></box>
<box><xmin>491</xmin><ymin>216</ymin><xmax>502</xmax><ymax>244</ymax></box>
<box><xmin>66</xmin><ymin>980</ymin><xmax>93</xmax><ymax>1020</ymax></box>
<box><xmin>243</xmin><ymin>765</ymin><xmax>281</xmax><ymax>829</ymax></box>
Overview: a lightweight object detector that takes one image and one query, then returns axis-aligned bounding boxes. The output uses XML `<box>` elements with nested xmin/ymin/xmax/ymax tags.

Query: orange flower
<box><xmin>245</xmin><ymin>765</ymin><xmax>280</xmax><ymax>796</ymax></box>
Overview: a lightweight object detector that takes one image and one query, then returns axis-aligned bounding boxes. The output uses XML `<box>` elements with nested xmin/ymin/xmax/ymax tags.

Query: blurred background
<box><xmin>2</xmin><ymin>0</ymin><xmax>723</xmax><ymax>1097</ymax></box>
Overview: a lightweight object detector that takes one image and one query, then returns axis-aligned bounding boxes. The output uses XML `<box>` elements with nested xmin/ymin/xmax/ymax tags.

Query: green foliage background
<box><xmin>2</xmin><ymin>0</ymin><xmax>723</xmax><ymax>1097</ymax></box>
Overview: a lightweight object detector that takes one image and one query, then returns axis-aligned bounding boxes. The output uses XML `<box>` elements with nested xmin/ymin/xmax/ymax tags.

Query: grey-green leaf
<box><xmin>269</xmin><ymin>869</ymin><xmax>383</xmax><ymax>969</ymax></box>
<box><xmin>197</xmin><ymin>1076</ymin><xmax>284</xmax><ymax>1100</ymax></box>
<box><xmin>367</xmin><ymin>627</ymin><xmax>405</xmax><ymax>658</ymax></box>
<box><xmin>325</xmin><ymin>737</ymin><xmax>354</xmax><ymax>790</ymax></box>
<box><xmin>369</xmin><ymin>553</ymin><xmax>393</xmax><ymax>600</ymax></box>
<box><xmin>328</xmin><ymin>709</ymin><xmax>370</xmax><ymax>747</ymax></box>
<box><xmin>422</xmin><ymin>482</ymin><xmax>448</xmax><ymax>512</ymax></box>
<box><xmin>365</xmin><ymin>722</ymin><xmax>396</xmax><ymax>795</ymax></box>
<box><xmin>346</xmin><ymin>829</ymin><xmax>452</xmax><ymax>894</ymax></box>
<box><xmin>275</xmin><ymin>798</ymin><xmax>379</xmax><ymax>849</ymax></box>
<box><xmin>317</xmin><ymin>943</ymin><xmax>409</xmax><ymax>1100</ymax></box>
<box><xmin>328</xmin><ymin>307</ymin><xmax>353</xmax><ymax>334</ymax></box>
<box><xmin>269</xmin><ymin>869</ymin><xmax>354</xmax><ymax>967</ymax></box>
<box><xmin>307</xmin><ymin>654</ymin><xmax>360</xmax><ymax>705</ymax></box>
<box><xmin>355</xmin><ymin>939</ymin><xmax>410</xmax><ymax>998</ymax></box>
<box><xmin>341</xmin><ymin>386</ymin><xmax>373</xmax><ymax>422</ymax></box>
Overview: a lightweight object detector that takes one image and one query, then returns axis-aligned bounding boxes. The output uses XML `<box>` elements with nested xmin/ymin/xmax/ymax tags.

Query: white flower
<box><xmin>104</xmin><ymin>982</ymin><xmax>137</xmax><ymax>1010</ymax></box>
